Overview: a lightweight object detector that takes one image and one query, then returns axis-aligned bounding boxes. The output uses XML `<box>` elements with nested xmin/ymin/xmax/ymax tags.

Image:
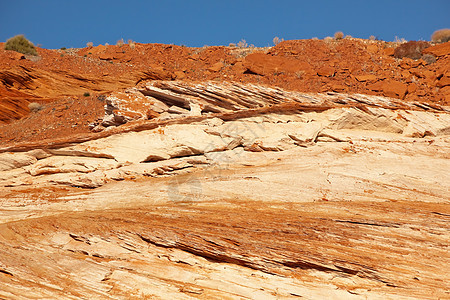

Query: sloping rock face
<box><xmin>1</xmin><ymin>39</ymin><xmax>450</xmax><ymax>125</ymax></box>
<box><xmin>0</xmin><ymin>82</ymin><xmax>449</xmax><ymax>299</ymax></box>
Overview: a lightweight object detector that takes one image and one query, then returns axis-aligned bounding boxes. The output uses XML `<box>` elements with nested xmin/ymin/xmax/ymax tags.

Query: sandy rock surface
<box><xmin>1</xmin><ymin>80</ymin><xmax>449</xmax><ymax>299</ymax></box>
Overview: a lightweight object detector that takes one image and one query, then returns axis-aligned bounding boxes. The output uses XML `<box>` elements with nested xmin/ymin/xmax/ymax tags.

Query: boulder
<box><xmin>381</xmin><ymin>80</ymin><xmax>408</xmax><ymax>99</ymax></box>
<box><xmin>207</xmin><ymin>62</ymin><xmax>224</xmax><ymax>72</ymax></box>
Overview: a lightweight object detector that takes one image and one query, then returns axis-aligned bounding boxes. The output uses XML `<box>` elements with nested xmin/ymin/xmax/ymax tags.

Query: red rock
<box><xmin>422</xmin><ymin>41</ymin><xmax>450</xmax><ymax>57</ymax></box>
<box><xmin>243</xmin><ymin>53</ymin><xmax>310</xmax><ymax>76</ymax></box>
<box><xmin>316</xmin><ymin>67</ymin><xmax>335</xmax><ymax>77</ymax></box>
<box><xmin>381</xmin><ymin>80</ymin><xmax>408</xmax><ymax>99</ymax></box>
<box><xmin>330</xmin><ymin>84</ymin><xmax>346</xmax><ymax>92</ymax></box>
<box><xmin>437</xmin><ymin>76</ymin><xmax>450</xmax><ymax>88</ymax></box>
<box><xmin>366</xmin><ymin>44</ymin><xmax>378</xmax><ymax>53</ymax></box>
<box><xmin>189</xmin><ymin>53</ymin><xmax>200</xmax><ymax>60</ymax></box>
<box><xmin>407</xmin><ymin>83</ymin><xmax>418</xmax><ymax>94</ymax></box>
<box><xmin>10</xmin><ymin>52</ymin><xmax>25</xmax><ymax>60</ymax></box>
<box><xmin>355</xmin><ymin>74</ymin><xmax>377</xmax><ymax>82</ymax></box>
<box><xmin>88</xmin><ymin>45</ymin><xmax>106</xmax><ymax>56</ymax></box>
<box><xmin>422</xmin><ymin>70</ymin><xmax>436</xmax><ymax>82</ymax></box>
<box><xmin>383</xmin><ymin>48</ymin><xmax>395</xmax><ymax>56</ymax></box>
<box><xmin>367</xmin><ymin>81</ymin><xmax>384</xmax><ymax>92</ymax></box>
<box><xmin>399</xmin><ymin>58</ymin><xmax>413</xmax><ymax>69</ymax></box>
<box><xmin>174</xmin><ymin>71</ymin><xmax>186</xmax><ymax>79</ymax></box>
<box><xmin>401</xmin><ymin>70</ymin><xmax>411</xmax><ymax>80</ymax></box>
<box><xmin>207</xmin><ymin>62</ymin><xmax>224</xmax><ymax>72</ymax></box>
<box><xmin>439</xmin><ymin>86</ymin><xmax>450</xmax><ymax>95</ymax></box>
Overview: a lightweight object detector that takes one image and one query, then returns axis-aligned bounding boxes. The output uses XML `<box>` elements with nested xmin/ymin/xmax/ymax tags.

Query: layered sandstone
<box><xmin>1</xmin><ymin>81</ymin><xmax>449</xmax><ymax>299</ymax></box>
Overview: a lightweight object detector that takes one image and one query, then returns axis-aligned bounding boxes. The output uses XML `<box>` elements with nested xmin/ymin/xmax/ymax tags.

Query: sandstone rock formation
<box><xmin>1</xmin><ymin>79</ymin><xmax>449</xmax><ymax>298</ymax></box>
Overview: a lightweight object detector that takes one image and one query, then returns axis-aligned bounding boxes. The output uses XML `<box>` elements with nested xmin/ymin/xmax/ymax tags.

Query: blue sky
<box><xmin>1</xmin><ymin>0</ymin><xmax>449</xmax><ymax>49</ymax></box>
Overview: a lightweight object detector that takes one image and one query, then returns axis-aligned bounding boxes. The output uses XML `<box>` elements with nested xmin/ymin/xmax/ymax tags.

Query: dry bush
<box><xmin>394</xmin><ymin>36</ymin><xmax>407</xmax><ymax>43</ymax></box>
<box><xmin>237</xmin><ymin>39</ymin><xmax>248</xmax><ymax>48</ymax></box>
<box><xmin>86</xmin><ymin>42</ymin><xmax>93</xmax><ymax>47</ymax></box>
<box><xmin>273</xmin><ymin>36</ymin><xmax>284</xmax><ymax>45</ymax></box>
<box><xmin>4</xmin><ymin>35</ymin><xmax>38</xmax><ymax>56</ymax></box>
<box><xmin>323</xmin><ymin>36</ymin><xmax>334</xmax><ymax>43</ymax></box>
<box><xmin>369</xmin><ymin>35</ymin><xmax>376</xmax><ymax>41</ymax></box>
<box><xmin>228</xmin><ymin>43</ymin><xmax>236</xmax><ymax>47</ymax></box>
<box><xmin>28</xmin><ymin>102</ymin><xmax>43</xmax><ymax>112</ymax></box>
<box><xmin>394</xmin><ymin>41</ymin><xmax>430</xmax><ymax>59</ymax></box>
<box><xmin>116</xmin><ymin>38</ymin><xmax>125</xmax><ymax>47</ymax></box>
<box><xmin>334</xmin><ymin>31</ymin><xmax>344</xmax><ymax>40</ymax></box>
<box><xmin>431</xmin><ymin>28</ymin><xmax>450</xmax><ymax>43</ymax></box>
<box><xmin>421</xmin><ymin>54</ymin><xmax>436</xmax><ymax>65</ymax></box>
<box><xmin>128</xmin><ymin>39</ymin><xmax>135</xmax><ymax>49</ymax></box>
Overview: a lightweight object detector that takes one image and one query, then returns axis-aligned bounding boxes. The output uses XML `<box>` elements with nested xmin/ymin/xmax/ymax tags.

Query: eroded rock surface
<box><xmin>0</xmin><ymin>82</ymin><xmax>449</xmax><ymax>299</ymax></box>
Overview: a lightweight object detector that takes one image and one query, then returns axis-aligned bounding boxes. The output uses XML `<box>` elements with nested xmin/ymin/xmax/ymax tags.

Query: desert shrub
<box><xmin>237</xmin><ymin>39</ymin><xmax>248</xmax><ymax>48</ymax></box>
<box><xmin>323</xmin><ymin>36</ymin><xmax>333</xmax><ymax>43</ymax></box>
<box><xmin>116</xmin><ymin>38</ymin><xmax>124</xmax><ymax>47</ymax></box>
<box><xmin>431</xmin><ymin>28</ymin><xmax>450</xmax><ymax>43</ymax></box>
<box><xmin>127</xmin><ymin>39</ymin><xmax>135</xmax><ymax>49</ymax></box>
<box><xmin>334</xmin><ymin>31</ymin><xmax>344</xmax><ymax>40</ymax></box>
<box><xmin>86</xmin><ymin>42</ymin><xmax>93</xmax><ymax>47</ymax></box>
<box><xmin>369</xmin><ymin>35</ymin><xmax>376</xmax><ymax>41</ymax></box>
<box><xmin>421</xmin><ymin>54</ymin><xmax>436</xmax><ymax>65</ymax></box>
<box><xmin>4</xmin><ymin>35</ymin><xmax>38</xmax><ymax>56</ymax></box>
<box><xmin>228</xmin><ymin>43</ymin><xmax>236</xmax><ymax>47</ymax></box>
<box><xmin>273</xmin><ymin>36</ymin><xmax>284</xmax><ymax>45</ymax></box>
<box><xmin>28</xmin><ymin>102</ymin><xmax>43</xmax><ymax>112</ymax></box>
<box><xmin>394</xmin><ymin>36</ymin><xmax>407</xmax><ymax>43</ymax></box>
<box><xmin>83</xmin><ymin>92</ymin><xmax>90</xmax><ymax>97</ymax></box>
<box><xmin>60</xmin><ymin>47</ymin><xmax>67</xmax><ymax>50</ymax></box>
<box><xmin>393</xmin><ymin>41</ymin><xmax>430</xmax><ymax>59</ymax></box>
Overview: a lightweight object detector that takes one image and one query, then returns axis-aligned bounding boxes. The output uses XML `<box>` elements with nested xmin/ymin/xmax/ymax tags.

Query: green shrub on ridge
<box><xmin>4</xmin><ymin>34</ymin><xmax>38</xmax><ymax>56</ymax></box>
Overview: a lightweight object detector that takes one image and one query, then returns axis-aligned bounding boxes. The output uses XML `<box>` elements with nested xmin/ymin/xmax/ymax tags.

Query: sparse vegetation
<box><xmin>60</xmin><ymin>47</ymin><xmax>67</xmax><ymax>50</ymax></box>
<box><xmin>334</xmin><ymin>31</ymin><xmax>344</xmax><ymax>40</ymax></box>
<box><xmin>83</xmin><ymin>92</ymin><xmax>90</xmax><ymax>97</ymax></box>
<box><xmin>116</xmin><ymin>38</ymin><xmax>125</xmax><ymax>47</ymax></box>
<box><xmin>369</xmin><ymin>35</ymin><xmax>376</xmax><ymax>41</ymax></box>
<box><xmin>394</xmin><ymin>36</ymin><xmax>407</xmax><ymax>44</ymax></box>
<box><xmin>28</xmin><ymin>102</ymin><xmax>43</xmax><ymax>112</ymax></box>
<box><xmin>228</xmin><ymin>43</ymin><xmax>236</xmax><ymax>47</ymax></box>
<box><xmin>128</xmin><ymin>39</ymin><xmax>135</xmax><ymax>49</ymax></box>
<box><xmin>237</xmin><ymin>39</ymin><xmax>248</xmax><ymax>48</ymax></box>
<box><xmin>4</xmin><ymin>34</ymin><xmax>38</xmax><ymax>56</ymax></box>
<box><xmin>86</xmin><ymin>42</ymin><xmax>93</xmax><ymax>48</ymax></box>
<box><xmin>393</xmin><ymin>41</ymin><xmax>430</xmax><ymax>59</ymax></box>
<box><xmin>431</xmin><ymin>28</ymin><xmax>450</xmax><ymax>43</ymax></box>
<box><xmin>421</xmin><ymin>54</ymin><xmax>436</xmax><ymax>65</ymax></box>
<box><xmin>273</xmin><ymin>36</ymin><xmax>284</xmax><ymax>45</ymax></box>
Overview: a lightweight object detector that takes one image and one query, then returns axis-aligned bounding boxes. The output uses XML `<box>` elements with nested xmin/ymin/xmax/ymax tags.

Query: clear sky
<box><xmin>1</xmin><ymin>0</ymin><xmax>449</xmax><ymax>49</ymax></box>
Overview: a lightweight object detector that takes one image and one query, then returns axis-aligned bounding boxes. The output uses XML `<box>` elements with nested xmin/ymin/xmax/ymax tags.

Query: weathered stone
<box><xmin>0</xmin><ymin>152</ymin><xmax>37</xmax><ymax>171</ymax></box>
